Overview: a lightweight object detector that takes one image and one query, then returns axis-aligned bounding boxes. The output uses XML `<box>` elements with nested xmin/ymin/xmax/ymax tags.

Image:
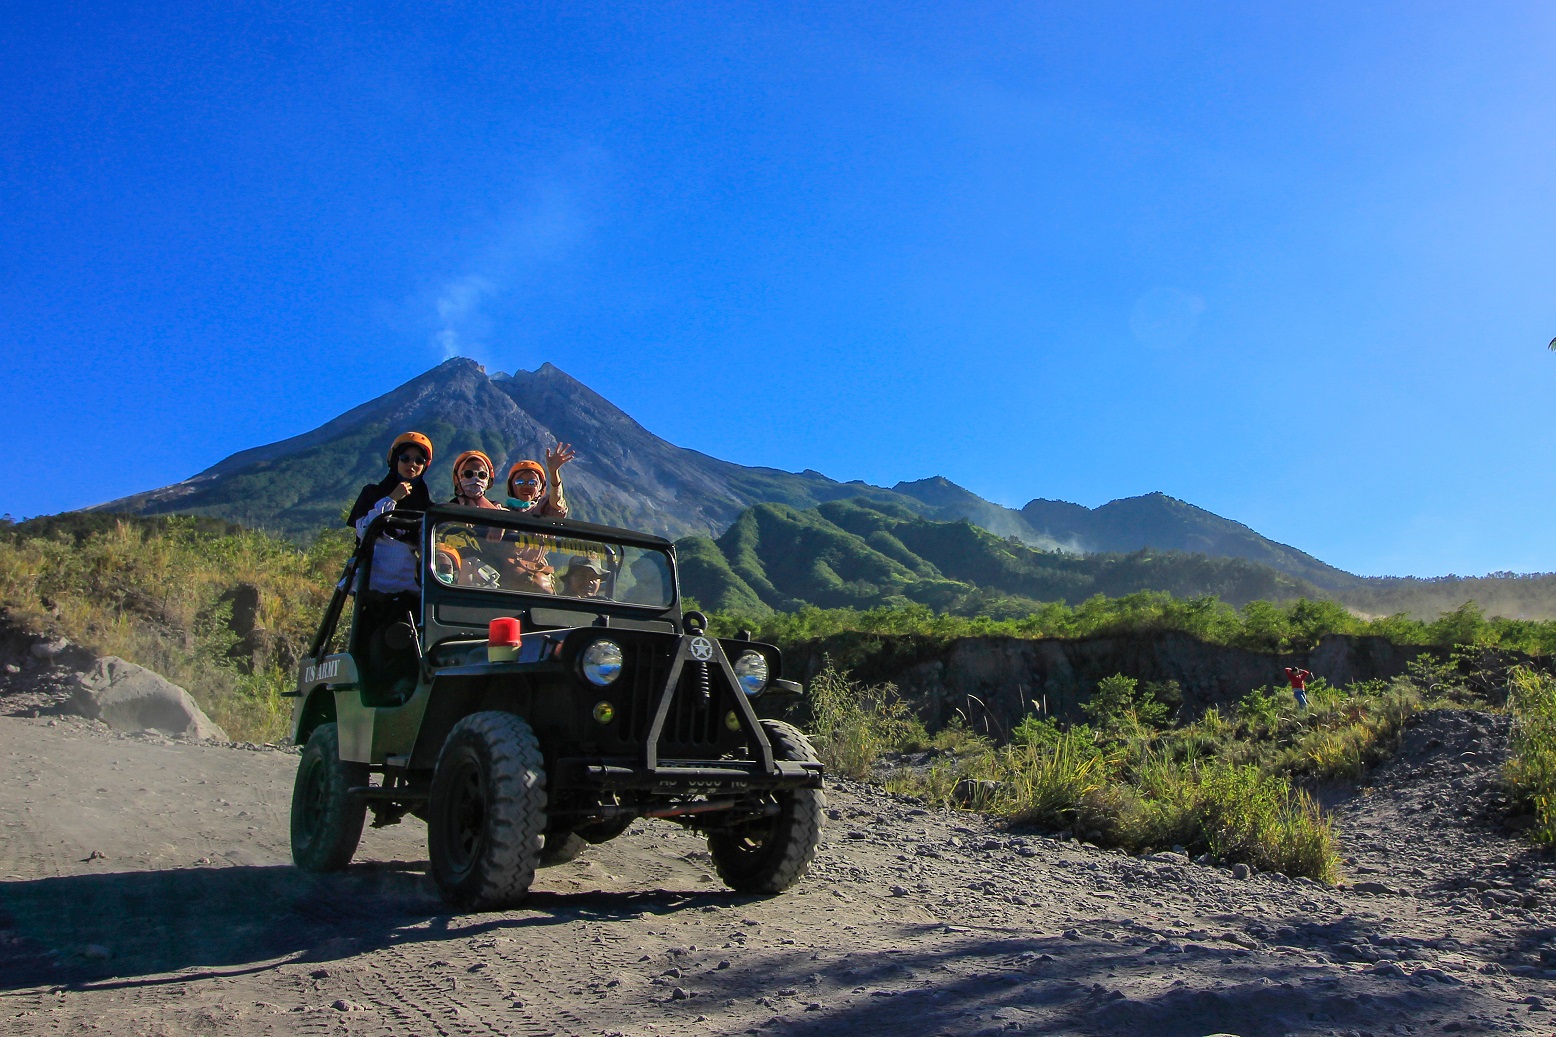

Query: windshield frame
<box><xmin>418</xmin><ymin>504</ymin><xmax>680</xmax><ymax>615</ymax></box>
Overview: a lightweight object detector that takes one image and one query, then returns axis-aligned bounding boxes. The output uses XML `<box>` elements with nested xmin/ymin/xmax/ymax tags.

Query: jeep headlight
<box><xmin>581</xmin><ymin>639</ymin><xmax>623</xmax><ymax>687</ymax></box>
<box><xmin>732</xmin><ymin>651</ymin><xmax>769</xmax><ymax>696</ymax></box>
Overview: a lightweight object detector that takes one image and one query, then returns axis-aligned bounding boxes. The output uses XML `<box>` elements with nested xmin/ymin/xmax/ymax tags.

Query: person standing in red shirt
<box><xmin>1284</xmin><ymin>666</ymin><xmax>1313</xmax><ymax>709</ymax></box>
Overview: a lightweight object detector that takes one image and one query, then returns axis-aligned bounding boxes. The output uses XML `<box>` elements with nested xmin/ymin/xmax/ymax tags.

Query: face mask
<box><xmin>460</xmin><ymin>477</ymin><xmax>489</xmax><ymax>497</ymax></box>
<box><xmin>507</xmin><ymin>497</ymin><xmax>537</xmax><ymax>511</ymax></box>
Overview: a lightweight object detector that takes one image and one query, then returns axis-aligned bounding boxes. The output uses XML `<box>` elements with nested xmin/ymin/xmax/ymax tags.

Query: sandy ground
<box><xmin>2</xmin><ymin>707</ymin><xmax>1556</xmax><ymax>1037</ymax></box>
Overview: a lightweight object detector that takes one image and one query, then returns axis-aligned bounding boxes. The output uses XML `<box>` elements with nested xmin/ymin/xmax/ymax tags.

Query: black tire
<box><xmin>707</xmin><ymin>720</ymin><xmax>826</xmax><ymax>894</ymax></box>
<box><xmin>538</xmin><ymin>831</ymin><xmax>588</xmax><ymax>868</ymax></box>
<box><xmin>427</xmin><ymin>711</ymin><xmax>547</xmax><ymax>909</ymax></box>
<box><xmin>290</xmin><ymin>723</ymin><xmax>368</xmax><ymax>872</ymax></box>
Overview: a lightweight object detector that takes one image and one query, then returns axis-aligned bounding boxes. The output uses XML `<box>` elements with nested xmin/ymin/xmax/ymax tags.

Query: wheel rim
<box><xmin>723</xmin><ymin>802</ymin><xmax>779</xmax><ymax>857</ymax></box>
<box><xmin>443</xmin><ymin>750</ymin><xmax>487</xmax><ymax>874</ymax></box>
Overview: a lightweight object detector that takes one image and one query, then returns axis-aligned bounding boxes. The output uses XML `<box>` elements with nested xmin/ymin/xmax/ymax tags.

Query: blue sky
<box><xmin>3</xmin><ymin>2</ymin><xmax>1553</xmax><ymax>577</ymax></box>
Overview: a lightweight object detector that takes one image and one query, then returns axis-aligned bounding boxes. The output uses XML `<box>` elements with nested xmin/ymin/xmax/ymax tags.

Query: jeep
<box><xmin>287</xmin><ymin>504</ymin><xmax>824</xmax><ymax>909</ymax></box>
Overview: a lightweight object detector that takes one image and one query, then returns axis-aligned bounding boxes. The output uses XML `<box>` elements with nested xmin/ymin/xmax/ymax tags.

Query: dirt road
<box><xmin>2</xmin><ymin>712</ymin><xmax>1555</xmax><ymax>1036</ymax></box>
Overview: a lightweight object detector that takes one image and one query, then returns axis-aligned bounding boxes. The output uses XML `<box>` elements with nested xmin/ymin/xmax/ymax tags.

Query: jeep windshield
<box><xmin>430</xmin><ymin>518</ymin><xmax>675</xmax><ymax>609</ymax></box>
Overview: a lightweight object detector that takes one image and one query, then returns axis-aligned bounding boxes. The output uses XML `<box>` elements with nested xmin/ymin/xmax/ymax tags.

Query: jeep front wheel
<box><xmin>427</xmin><ymin>711</ymin><xmax>547</xmax><ymax>909</ymax></box>
<box><xmin>707</xmin><ymin>720</ymin><xmax>826</xmax><ymax>894</ymax></box>
<box><xmin>290</xmin><ymin>722</ymin><xmax>368</xmax><ymax>872</ymax></box>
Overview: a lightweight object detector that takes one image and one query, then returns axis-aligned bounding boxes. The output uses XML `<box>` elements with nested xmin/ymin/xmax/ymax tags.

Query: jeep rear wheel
<box><xmin>290</xmin><ymin>723</ymin><xmax>368</xmax><ymax>872</ymax></box>
<box><xmin>427</xmin><ymin>711</ymin><xmax>547</xmax><ymax>909</ymax></box>
<box><xmin>707</xmin><ymin>720</ymin><xmax>826</xmax><ymax>894</ymax></box>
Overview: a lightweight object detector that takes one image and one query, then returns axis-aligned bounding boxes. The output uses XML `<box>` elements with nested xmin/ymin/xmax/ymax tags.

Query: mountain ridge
<box><xmin>95</xmin><ymin>357</ymin><xmax>1356</xmax><ymax>589</ymax></box>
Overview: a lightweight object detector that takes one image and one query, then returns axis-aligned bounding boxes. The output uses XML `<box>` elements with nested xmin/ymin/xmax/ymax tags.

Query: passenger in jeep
<box><xmin>440</xmin><ymin>449</ymin><xmax>506</xmax><ymax>583</ymax></box>
<box><xmin>448</xmin><ymin>449</ymin><xmax>503</xmax><ymax>510</ymax></box>
<box><xmin>560</xmin><ymin>557</ymin><xmax>606</xmax><ymax>598</ymax></box>
<box><xmin>347</xmin><ymin>431</ymin><xmax>434</xmax><ymax>595</ymax></box>
<box><xmin>347</xmin><ymin>431</ymin><xmax>435</xmax><ymax>701</ymax></box>
<box><xmin>433</xmin><ymin>544</ymin><xmax>463</xmax><ymax>584</ymax></box>
<box><xmin>502</xmin><ymin>544</ymin><xmax>556</xmax><ymax>594</ymax></box>
<box><xmin>504</xmin><ymin>442</ymin><xmax>574</xmax><ymax>518</ymax></box>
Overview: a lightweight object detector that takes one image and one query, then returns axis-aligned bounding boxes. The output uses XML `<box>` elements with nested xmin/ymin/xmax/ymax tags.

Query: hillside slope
<box><xmin>678</xmin><ymin>497</ymin><xmax>1320</xmax><ymax>614</ymax></box>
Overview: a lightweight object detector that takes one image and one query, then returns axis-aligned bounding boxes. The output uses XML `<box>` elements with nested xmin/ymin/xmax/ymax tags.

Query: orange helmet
<box><xmin>434</xmin><ymin>544</ymin><xmax>462</xmax><ymax>575</ymax></box>
<box><xmin>388</xmin><ymin>431</ymin><xmax>434</xmax><ymax>467</ymax></box>
<box><xmin>507</xmin><ymin>460</ymin><xmax>547</xmax><ymax>496</ymax></box>
<box><xmin>451</xmin><ymin>450</ymin><xmax>495</xmax><ymax>493</ymax></box>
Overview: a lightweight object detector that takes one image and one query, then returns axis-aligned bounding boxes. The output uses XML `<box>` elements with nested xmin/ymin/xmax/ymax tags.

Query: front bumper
<box><xmin>553</xmin><ymin>756</ymin><xmax>824</xmax><ymax>793</ymax></box>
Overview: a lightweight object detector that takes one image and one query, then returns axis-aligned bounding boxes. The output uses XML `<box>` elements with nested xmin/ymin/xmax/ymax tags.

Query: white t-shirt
<box><xmin>355</xmin><ymin>497</ymin><xmax>420</xmax><ymax>595</ymax></box>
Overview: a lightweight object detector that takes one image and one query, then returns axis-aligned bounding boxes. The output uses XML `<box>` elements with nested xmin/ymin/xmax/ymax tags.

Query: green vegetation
<box><xmin>0</xmin><ymin>513</ymin><xmax>351</xmax><ymax>741</ymax></box>
<box><xmin>712</xmin><ymin>594</ymin><xmax>1556</xmax><ymax>659</ymax></box>
<box><xmin>798</xmin><ymin>660</ymin><xmax>1496</xmax><ymax>881</ymax></box>
<box><xmin>1506</xmin><ymin>666</ymin><xmax>1556</xmax><ymax>844</ymax></box>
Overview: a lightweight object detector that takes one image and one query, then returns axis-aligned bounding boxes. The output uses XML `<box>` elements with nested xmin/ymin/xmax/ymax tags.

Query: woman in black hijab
<box><xmin>349</xmin><ymin>432</ymin><xmax>436</xmax><ymax>703</ymax></box>
<box><xmin>348</xmin><ymin>431</ymin><xmax>435</xmax><ymax>595</ymax></box>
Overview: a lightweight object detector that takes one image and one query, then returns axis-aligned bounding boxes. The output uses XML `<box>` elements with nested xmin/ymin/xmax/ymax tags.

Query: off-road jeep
<box><xmin>287</xmin><ymin>504</ymin><xmax>824</xmax><ymax>909</ymax></box>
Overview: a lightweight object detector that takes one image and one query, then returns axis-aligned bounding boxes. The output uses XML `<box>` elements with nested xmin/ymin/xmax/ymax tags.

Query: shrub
<box><xmin>1236</xmin><ymin>685</ymin><xmax>1282</xmax><ymax>736</ymax></box>
<box><xmin>1505</xmin><ymin>666</ymin><xmax>1556</xmax><ymax>843</ymax></box>
<box><xmin>1001</xmin><ymin>729</ymin><xmax>1112</xmax><ymax>830</ymax></box>
<box><xmin>1082</xmin><ymin>673</ymin><xmax>1169</xmax><ymax>740</ymax></box>
<box><xmin>1193</xmin><ymin>763</ymin><xmax>1338</xmax><ymax>881</ymax></box>
<box><xmin>803</xmin><ymin>659</ymin><xmax>925</xmax><ymax>779</ymax></box>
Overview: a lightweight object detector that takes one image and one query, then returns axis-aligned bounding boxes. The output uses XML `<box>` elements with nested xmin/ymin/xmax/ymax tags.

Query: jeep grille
<box><xmin>605</xmin><ymin>644</ymin><xmax>746</xmax><ymax>756</ymax></box>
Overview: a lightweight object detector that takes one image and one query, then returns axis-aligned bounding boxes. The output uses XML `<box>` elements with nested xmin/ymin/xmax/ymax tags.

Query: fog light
<box><xmin>724</xmin><ymin>710</ymin><xmax>741</xmax><ymax>732</ymax></box>
<box><xmin>593</xmin><ymin>701</ymin><xmax>616</xmax><ymax>725</ymax></box>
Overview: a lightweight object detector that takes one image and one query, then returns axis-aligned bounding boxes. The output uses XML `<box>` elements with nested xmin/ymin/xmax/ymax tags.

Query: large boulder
<box><xmin>69</xmin><ymin>657</ymin><xmax>228</xmax><ymax>741</ymax></box>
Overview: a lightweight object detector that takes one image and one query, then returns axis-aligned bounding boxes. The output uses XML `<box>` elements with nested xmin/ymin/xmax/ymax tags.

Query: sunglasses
<box><xmin>397</xmin><ymin>453</ymin><xmax>427</xmax><ymax>466</ymax></box>
<box><xmin>460</xmin><ymin>469</ymin><xmax>490</xmax><ymax>479</ymax></box>
<box><xmin>512</xmin><ymin>476</ymin><xmax>541</xmax><ymax>486</ymax></box>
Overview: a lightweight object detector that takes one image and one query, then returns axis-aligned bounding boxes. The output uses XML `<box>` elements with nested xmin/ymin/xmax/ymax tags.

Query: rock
<box><xmin>1352</xmin><ymin>881</ymin><xmax>1404</xmax><ymax>896</ymax></box>
<box><xmin>79</xmin><ymin>944</ymin><xmax>112</xmax><ymax>960</ymax></box>
<box><xmin>1146</xmin><ymin>851</ymin><xmax>1189</xmax><ymax>864</ymax></box>
<box><xmin>1231</xmin><ymin>863</ymin><xmax>1252</xmax><ymax>880</ymax></box>
<box><xmin>68</xmin><ymin>657</ymin><xmax>227</xmax><ymax>740</ymax></box>
<box><xmin>331</xmin><ymin>999</ymin><xmax>364</xmax><ymax>1011</ymax></box>
<box><xmin>1414</xmin><ymin>967</ymin><xmax>1461</xmax><ymax>985</ymax></box>
<box><xmin>30</xmin><ymin>638</ymin><xmax>69</xmax><ymax>660</ymax></box>
<box><xmin>1369</xmin><ymin>962</ymin><xmax>1407</xmax><ymax>978</ymax></box>
<box><xmin>30</xmin><ymin>637</ymin><xmax>93</xmax><ymax>668</ymax></box>
<box><xmin>218</xmin><ymin>583</ymin><xmax>262</xmax><ymax>638</ymax></box>
<box><xmin>952</xmin><ymin>778</ymin><xmax>1003</xmax><ymax>807</ymax></box>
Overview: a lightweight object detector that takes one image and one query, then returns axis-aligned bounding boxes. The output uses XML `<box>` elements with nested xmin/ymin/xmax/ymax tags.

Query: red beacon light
<box><xmin>488</xmin><ymin>617</ymin><xmax>522</xmax><ymax>662</ymax></box>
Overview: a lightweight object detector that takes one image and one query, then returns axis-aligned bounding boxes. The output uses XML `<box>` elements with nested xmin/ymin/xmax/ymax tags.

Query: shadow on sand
<box><xmin>0</xmin><ymin>862</ymin><xmax>745</xmax><ymax>991</ymax></box>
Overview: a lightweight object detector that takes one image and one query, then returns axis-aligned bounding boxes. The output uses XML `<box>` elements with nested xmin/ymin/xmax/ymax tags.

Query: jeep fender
<box><xmin>292</xmin><ymin>686</ymin><xmax>337</xmax><ymax>748</ymax></box>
